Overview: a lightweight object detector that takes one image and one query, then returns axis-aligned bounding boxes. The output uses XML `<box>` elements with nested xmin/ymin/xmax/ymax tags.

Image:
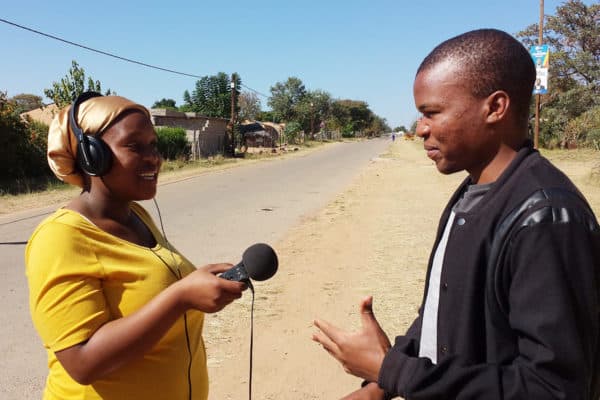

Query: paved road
<box><xmin>0</xmin><ymin>138</ymin><xmax>391</xmax><ymax>398</ymax></box>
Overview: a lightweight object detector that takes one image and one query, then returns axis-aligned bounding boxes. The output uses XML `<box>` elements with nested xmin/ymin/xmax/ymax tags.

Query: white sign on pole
<box><xmin>530</xmin><ymin>45</ymin><xmax>550</xmax><ymax>95</ymax></box>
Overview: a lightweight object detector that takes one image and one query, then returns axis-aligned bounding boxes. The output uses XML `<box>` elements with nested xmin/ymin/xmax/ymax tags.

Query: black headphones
<box><xmin>69</xmin><ymin>91</ymin><xmax>113</xmax><ymax>176</ymax></box>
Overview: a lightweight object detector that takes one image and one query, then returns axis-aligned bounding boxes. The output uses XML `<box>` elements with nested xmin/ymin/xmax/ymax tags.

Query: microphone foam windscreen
<box><xmin>242</xmin><ymin>243</ymin><xmax>278</xmax><ymax>281</ymax></box>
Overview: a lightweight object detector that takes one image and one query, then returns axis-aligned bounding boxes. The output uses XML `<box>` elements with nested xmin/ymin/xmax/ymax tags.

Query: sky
<box><xmin>0</xmin><ymin>0</ymin><xmax>582</xmax><ymax>129</ymax></box>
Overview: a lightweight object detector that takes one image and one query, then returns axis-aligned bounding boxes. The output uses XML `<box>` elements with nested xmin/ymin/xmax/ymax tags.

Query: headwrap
<box><xmin>47</xmin><ymin>95</ymin><xmax>150</xmax><ymax>188</ymax></box>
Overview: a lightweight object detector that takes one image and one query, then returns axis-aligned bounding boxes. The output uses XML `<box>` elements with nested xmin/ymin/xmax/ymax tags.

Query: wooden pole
<box><xmin>230</xmin><ymin>74</ymin><xmax>236</xmax><ymax>157</ymax></box>
<box><xmin>534</xmin><ymin>0</ymin><xmax>544</xmax><ymax>149</ymax></box>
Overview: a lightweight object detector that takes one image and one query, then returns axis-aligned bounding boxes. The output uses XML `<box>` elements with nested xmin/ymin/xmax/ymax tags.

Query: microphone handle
<box><xmin>220</xmin><ymin>262</ymin><xmax>250</xmax><ymax>282</ymax></box>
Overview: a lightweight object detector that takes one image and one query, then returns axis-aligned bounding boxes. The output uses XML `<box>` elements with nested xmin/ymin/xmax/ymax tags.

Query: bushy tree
<box><xmin>0</xmin><ymin>92</ymin><xmax>52</xmax><ymax>192</ymax></box>
<box><xmin>517</xmin><ymin>0</ymin><xmax>600</xmax><ymax>147</ymax></box>
<box><xmin>284</xmin><ymin>121</ymin><xmax>303</xmax><ymax>144</ymax></box>
<box><xmin>268</xmin><ymin>77</ymin><xmax>307</xmax><ymax>122</ymax></box>
<box><xmin>44</xmin><ymin>60</ymin><xmax>113</xmax><ymax>107</ymax></box>
<box><xmin>151</xmin><ymin>98</ymin><xmax>178</xmax><ymax>110</ymax></box>
<box><xmin>182</xmin><ymin>72</ymin><xmax>241</xmax><ymax>119</ymax></box>
<box><xmin>10</xmin><ymin>93</ymin><xmax>44</xmax><ymax>113</ymax></box>
<box><xmin>238</xmin><ymin>91</ymin><xmax>261</xmax><ymax>121</ymax></box>
<box><xmin>155</xmin><ymin>127</ymin><xmax>190</xmax><ymax>160</ymax></box>
<box><xmin>256</xmin><ymin>110</ymin><xmax>279</xmax><ymax>123</ymax></box>
<box><xmin>564</xmin><ymin>106</ymin><xmax>600</xmax><ymax>150</ymax></box>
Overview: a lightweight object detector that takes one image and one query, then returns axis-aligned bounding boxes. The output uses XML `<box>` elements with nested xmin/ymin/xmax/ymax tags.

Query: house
<box><xmin>150</xmin><ymin>109</ymin><xmax>228</xmax><ymax>158</ymax></box>
<box><xmin>20</xmin><ymin>104</ymin><xmax>59</xmax><ymax>125</ymax></box>
<box><xmin>239</xmin><ymin>121</ymin><xmax>282</xmax><ymax>149</ymax></box>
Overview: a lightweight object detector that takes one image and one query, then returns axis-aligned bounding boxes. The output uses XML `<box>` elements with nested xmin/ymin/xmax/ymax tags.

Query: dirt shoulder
<box><xmin>202</xmin><ymin>140</ymin><xmax>600</xmax><ymax>400</ymax></box>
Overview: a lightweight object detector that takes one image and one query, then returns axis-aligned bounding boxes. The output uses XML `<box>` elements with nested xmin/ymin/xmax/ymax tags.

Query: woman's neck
<box><xmin>71</xmin><ymin>191</ymin><xmax>133</xmax><ymax>224</ymax></box>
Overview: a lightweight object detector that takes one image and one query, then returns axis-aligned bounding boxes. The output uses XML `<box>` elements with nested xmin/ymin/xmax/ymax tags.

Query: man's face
<box><xmin>413</xmin><ymin>60</ymin><xmax>496</xmax><ymax>181</ymax></box>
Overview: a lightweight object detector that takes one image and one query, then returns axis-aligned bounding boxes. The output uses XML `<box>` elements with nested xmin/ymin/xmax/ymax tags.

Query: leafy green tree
<box><xmin>0</xmin><ymin>92</ymin><xmax>52</xmax><ymax>192</ymax></box>
<box><xmin>517</xmin><ymin>0</ymin><xmax>600</xmax><ymax>147</ymax></box>
<box><xmin>365</xmin><ymin>116</ymin><xmax>390</xmax><ymax>137</ymax></box>
<box><xmin>564</xmin><ymin>106</ymin><xmax>600</xmax><ymax>150</ymax></box>
<box><xmin>155</xmin><ymin>127</ymin><xmax>190</xmax><ymax>160</ymax></box>
<box><xmin>44</xmin><ymin>60</ymin><xmax>113</xmax><ymax>107</ymax></box>
<box><xmin>303</xmin><ymin>90</ymin><xmax>332</xmax><ymax>138</ymax></box>
<box><xmin>238</xmin><ymin>91</ymin><xmax>261</xmax><ymax>121</ymax></box>
<box><xmin>284</xmin><ymin>121</ymin><xmax>303</xmax><ymax>144</ymax></box>
<box><xmin>151</xmin><ymin>98</ymin><xmax>178</xmax><ymax>110</ymax></box>
<box><xmin>268</xmin><ymin>77</ymin><xmax>307</xmax><ymax>122</ymax></box>
<box><xmin>182</xmin><ymin>72</ymin><xmax>241</xmax><ymax>119</ymax></box>
<box><xmin>10</xmin><ymin>93</ymin><xmax>44</xmax><ymax>113</ymax></box>
<box><xmin>394</xmin><ymin>126</ymin><xmax>407</xmax><ymax>133</ymax></box>
<box><xmin>256</xmin><ymin>110</ymin><xmax>279</xmax><ymax>123</ymax></box>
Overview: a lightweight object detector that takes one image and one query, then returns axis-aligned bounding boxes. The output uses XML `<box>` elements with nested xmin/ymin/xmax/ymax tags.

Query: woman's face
<box><xmin>97</xmin><ymin>111</ymin><xmax>162</xmax><ymax>201</ymax></box>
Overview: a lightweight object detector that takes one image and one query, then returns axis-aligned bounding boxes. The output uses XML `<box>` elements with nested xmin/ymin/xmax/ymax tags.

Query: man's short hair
<box><xmin>417</xmin><ymin>29</ymin><xmax>536</xmax><ymax>125</ymax></box>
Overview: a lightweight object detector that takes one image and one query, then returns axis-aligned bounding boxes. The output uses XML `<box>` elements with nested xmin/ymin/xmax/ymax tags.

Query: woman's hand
<box><xmin>55</xmin><ymin>262</ymin><xmax>247</xmax><ymax>384</ymax></box>
<box><xmin>176</xmin><ymin>263</ymin><xmax>248</xmax><ymax>313</ymax></box>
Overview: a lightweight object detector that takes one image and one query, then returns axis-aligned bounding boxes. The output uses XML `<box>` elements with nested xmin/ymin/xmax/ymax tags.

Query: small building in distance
<box><xmin>150</xmin><ymin>109</ymin><xmax>228</xmax><ymax>158</ymax></box>
<box><xmin>239</xmin><ymin>121</ymin><xmax>283</xmax><ymax>149</ymax></box>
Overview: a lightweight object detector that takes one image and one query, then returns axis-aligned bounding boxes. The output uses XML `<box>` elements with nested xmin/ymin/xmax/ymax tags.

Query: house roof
<box><xmin>20</xmin><ymin>104</ymin><xmax>59</xmax><ymax>125</ymax></box>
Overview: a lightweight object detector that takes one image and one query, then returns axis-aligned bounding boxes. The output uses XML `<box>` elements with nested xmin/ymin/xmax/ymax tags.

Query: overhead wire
<box><xmin>0</xmin><ymin>17</ymin><xmax>270</xmax><ymax>96</ymax></box>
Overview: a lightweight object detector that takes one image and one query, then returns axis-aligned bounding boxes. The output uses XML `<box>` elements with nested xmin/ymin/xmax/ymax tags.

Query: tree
<box><xmin>0</xmin><ymin>92</ymin><xmax>51</xmax><ymax>191</ymax></box>
<box><xmin>10</xmin><ymin>93</ymin><xmax>44</xmax><ymax>113</ymax></box>
<box><xmin>182</xmin><ymin>72</ymin><xmax>242</xmax><ymax>156</ymax></box>
<box><xmin>151</xmin><ymin>98</ymin><xmax>178</xmax><ymax>110</ymax></box>
<box><xmin>394</xmin><ymin>126</ymin><xmax>407</xmax><ymax>133</ymax></box>
<box><xmin>256</xmin><ymin>110</ymin><xmax>279</xmax><ymax>123</ymax></box>
<box><xmin>44</xmin><ymin>60</ymin><xmax>113</xmax><ymax>107</ymax></box>
<box><xmin>238</xmin><ymin>91</ymin><xmax>261</xmax><ymax>121</ymax></box>
<box><xmin>409</xmin><ymin>119</ymin><xmax>419</xmax><ymax>134</ymax></box>
<box><xmin>268</xmin><ymin>77</ymin><xmax>307</xmax><ymax>122</ymax></box>
<box><xmin>182</xmin><ymin>72</ymin><xmax>241</xmax><ymax>119</ymax></box>
<box><xmin>517</xmin><ymin>0</ymin><xmax>600</xmax><ymax>147</ymax></box>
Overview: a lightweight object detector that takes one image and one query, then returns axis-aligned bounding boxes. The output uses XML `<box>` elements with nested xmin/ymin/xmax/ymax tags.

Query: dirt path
<box><xmin>203</xmin><ymin>139</ymin><xmax>600</xmax><ymax>400</ymax></box>
<box><xmin>204</xmin><ymin>140</ymin><xmax>461</xmax><ymax>399</ymax></box>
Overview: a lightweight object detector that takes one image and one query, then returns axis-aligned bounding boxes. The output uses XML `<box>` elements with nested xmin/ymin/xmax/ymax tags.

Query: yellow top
<box><xmin>25</xmin><ymin>203</ymin><xmax>208</xmax><ymax>400</ymax></box>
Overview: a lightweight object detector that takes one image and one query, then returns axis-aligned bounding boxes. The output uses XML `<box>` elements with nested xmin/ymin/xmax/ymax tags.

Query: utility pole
<box><xmin>534</xmin><ymin>0</ymin><xmax>544</xmax><ymax>149</ymax></box>
<box><xmin>310</xmin><ymin>102</ymin><xmax>314</xmax><ymax>140</ymax></box>
<box><xmin>229</xmin><ymin>74</ymin><xmax>236</xmax><ymax>157</ymax></box>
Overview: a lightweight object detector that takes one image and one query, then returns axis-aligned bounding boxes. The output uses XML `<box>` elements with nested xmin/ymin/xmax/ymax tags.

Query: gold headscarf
<box><xmin>47</xmin><ymin>95</ymin><xmax>150</xmax><ymax>188</ymax></box>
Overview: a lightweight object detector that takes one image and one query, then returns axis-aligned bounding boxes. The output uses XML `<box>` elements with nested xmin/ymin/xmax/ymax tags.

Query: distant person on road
<box><xmin>313</xmin><ymin>29</ymin><xmax>600</xmax><ymax>399</ymax></box>
<box><xmin>392</xmin><ymin>133</ymin><xmax>396</xmax><ymax>141</ymax></box>
<box><xmin>26</xmin><ymin>92</ymin><xmax>246</xmax><ymax>399</ymax></box>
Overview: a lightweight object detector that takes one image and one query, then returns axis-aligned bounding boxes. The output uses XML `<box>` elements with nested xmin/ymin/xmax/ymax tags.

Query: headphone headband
<box><xmin>69</xmin><ymin>91</ymin><xmax>112</xmax><ymax>177</ymax></box>
<box><xmin>68</xmin><ymin>91</ymin><xmax>103</xmax><ymax>141</ymax></box>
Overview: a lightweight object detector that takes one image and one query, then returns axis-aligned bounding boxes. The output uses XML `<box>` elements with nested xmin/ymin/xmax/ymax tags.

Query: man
<box><xmin>313</xmin><ymin>29</ymin><xmax>600</xmax><ymax>399</ymax></box>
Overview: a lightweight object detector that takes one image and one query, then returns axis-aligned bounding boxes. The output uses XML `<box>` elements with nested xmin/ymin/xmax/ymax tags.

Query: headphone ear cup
<box><xmin>77</xmin><ymin>135</ymin><xmax>113</xmax><ymax>176</ymax></box>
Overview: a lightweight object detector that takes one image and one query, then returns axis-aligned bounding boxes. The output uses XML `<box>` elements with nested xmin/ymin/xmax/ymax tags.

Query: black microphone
<box><xmin>220</xmin><ymin>243</ymin><xmax>278</xmax><ymax>282</ymax></box>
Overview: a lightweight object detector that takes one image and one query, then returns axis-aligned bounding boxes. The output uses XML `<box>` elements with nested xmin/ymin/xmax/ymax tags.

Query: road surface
<box><xmin>0</xmin><ymin>138</ymin><xmax>391</xmax><ymax>399</ymax></box>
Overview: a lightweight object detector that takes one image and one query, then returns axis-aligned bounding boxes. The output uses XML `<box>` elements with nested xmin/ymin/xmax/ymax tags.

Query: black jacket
<box><xmin>379</xmin><ymin>144</ymin><xmax>600</xmax><ymax>399</ymax></box>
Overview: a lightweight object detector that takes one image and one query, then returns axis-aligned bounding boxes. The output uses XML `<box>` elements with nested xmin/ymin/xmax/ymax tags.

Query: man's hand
<box><xmin>312</xmin><ymin>296</ymin><xmax>391</xmax><ymax>382</ymax></box>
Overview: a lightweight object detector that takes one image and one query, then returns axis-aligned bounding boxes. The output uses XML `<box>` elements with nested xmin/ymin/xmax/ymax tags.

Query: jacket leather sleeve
<box><xmin>378</xmin><ymin>220</ymin><xmax>600</xmax><ymax>399</ymax></box>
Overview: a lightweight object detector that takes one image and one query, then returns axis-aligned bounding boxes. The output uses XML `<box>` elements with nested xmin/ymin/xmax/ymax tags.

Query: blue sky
<box><xmin>0</xmin><ymin>0</ymin><xmax>580</xmax><ymax>129</ymax></box>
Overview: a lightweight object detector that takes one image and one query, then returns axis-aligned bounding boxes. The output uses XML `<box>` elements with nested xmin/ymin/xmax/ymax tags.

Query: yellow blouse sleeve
<box><xmin>26</xmin><ymin>216</ymin><xmax>111</xmax><ymax>352</ymax></box>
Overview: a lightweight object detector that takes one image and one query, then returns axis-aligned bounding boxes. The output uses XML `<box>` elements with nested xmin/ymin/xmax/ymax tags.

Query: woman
<box><xmin>26</xmin><ymin>92</ymin><xmax>246</xmax><ymax>399</ymax></box>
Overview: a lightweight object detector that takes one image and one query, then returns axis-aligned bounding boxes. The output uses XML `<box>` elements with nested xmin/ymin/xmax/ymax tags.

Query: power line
<box><xmin>0</xmin><ymin>18</ymin><xmax>204</xmax><ymax>80</ymax></box>
<box><xmin>240</xmin><ymin>83</ymin><xmax>270</xmax><ymax>99</ymax></box>
<box><xmin>1</xmin><ymin>17</ymin><xmax>273</xmax><ymax>100</ymax></box>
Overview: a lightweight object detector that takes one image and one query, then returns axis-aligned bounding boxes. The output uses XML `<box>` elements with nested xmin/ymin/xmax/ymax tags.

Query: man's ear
<box><xmin>484</xmin><ymin>91</ymin><xmax>510</xmax><ymax>124</ymax></box>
